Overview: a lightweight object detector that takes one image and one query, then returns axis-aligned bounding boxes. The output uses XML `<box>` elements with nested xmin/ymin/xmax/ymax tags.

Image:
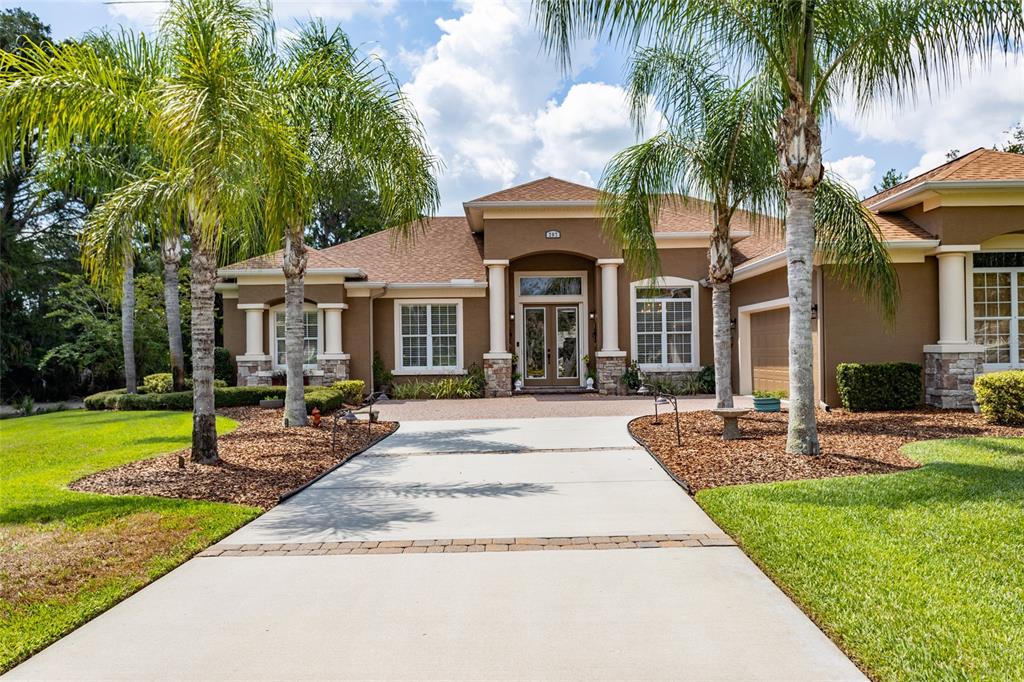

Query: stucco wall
<box><xmin>222</xmin><ymin>297</ymin><xmax>244</xmax><ymax>359</ymax></box>
<box><xmin>820</xmin><ymin>260</ymin><xmax>938</xmax><ymax>405</ymax></box>
<box><xmin>901</xmin><ymin>205</ymin><xmax>1024</xmax><ymax>245</ymax></box>
<box><xmin>483</xmin><ymin>218</ymin><xmax>620</xmax><ymax>260</ymax></box>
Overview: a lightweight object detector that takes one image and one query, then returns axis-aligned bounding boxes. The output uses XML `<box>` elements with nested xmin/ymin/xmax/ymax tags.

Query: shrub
<box><xmin>85</xmin><ymin>384</ymin><xmax>344</xmax><ymax>413</ymax></box>
<box><xmin>142</xmin><ymin>373</ymin><xmax>175</xmax><ymax>394</ymax></box>
<box><xmin>330</xmin><ymin>379</ymin><xmax>365</xmax><ymax>405</ymax></box>
<box><xmin>621</xmin><ymin>362</ymin><xmax>642</xmax><ymax>391</ymax></box>
<box><xmin>835</xmin><ymin>362</ymin><xmax>922</xmax><ymax>412</ymax></box>
<box><xmin>974</xmin><ymin>370</ymin><xmax>1024</xmax><ymax>426</ymax></box>
<box><xmin>372</xmin><ymin>352</ymin><xmax>393</xmax><ymax>391</ymax></box>
<box><xmin>214</xmin><ymin>347</ymin><xmax>235</xmax><ymax>384</ymax></box>
<box><xmin>391</xmin><ymin>375</ymin><xmax>482</xmax><ymax>400</ymax></box>
<box><xmin>84</xmin><ymin>389</ymin><xmax>127</xmax><ymax>410</ymax></box>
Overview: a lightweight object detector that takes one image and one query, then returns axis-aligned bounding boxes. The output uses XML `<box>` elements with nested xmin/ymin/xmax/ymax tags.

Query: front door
<box><xmin>523</xmin><ymin>304</ymin><xmax>580</xmax><ymax>386</ymax></box>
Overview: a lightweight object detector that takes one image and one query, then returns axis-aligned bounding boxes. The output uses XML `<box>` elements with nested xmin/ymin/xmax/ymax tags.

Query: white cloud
<box><xmin>533</xmin><ymin>82</ymin><xmax>658</xmax><ymax>181</ymax></box>
<box><xmin>401</xmin><ymin>0</ymin><xmax>652</xmax><ymax>213</ymax></box>
<box><xmin>834</xmin><ymin>51</ymin><xmax>1024</xmax><ymax>177</ymax></box>
<box><xmin>825</xmin><ymin>154</ymin><xmax>877</xmax><ymax>195</ymax></box>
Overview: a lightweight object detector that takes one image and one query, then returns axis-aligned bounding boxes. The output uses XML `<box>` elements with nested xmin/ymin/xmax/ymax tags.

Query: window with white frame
<box><xmin>396</xmin><ymin>301</ymin><xmax>462</xmax><ymax>372</ymax></box>
<box><xmin>273</xmin><ymin>308</ymin><xmax>318</xmax><ymax>367</ymax></box>
<box><xmin>632</xmin><ymin>281</ymin><xmax>697</xmax><ymax>368</ymax></box>
<box><xmin>973</xmin><ymin>252</ymin><xmax>1024</xmax><ymax>368</ymax></box>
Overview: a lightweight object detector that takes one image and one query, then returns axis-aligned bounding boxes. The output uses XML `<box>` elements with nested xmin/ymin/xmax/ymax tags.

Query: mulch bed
<box><xmin>70</xmin><ymin>408</ymin><xmax>397</xmax><ymax>509</ymax></box>
<box><xmin>630</xmin><ymin>409</ymin><xmax>1024</xmax><ymax>492</ymax></box>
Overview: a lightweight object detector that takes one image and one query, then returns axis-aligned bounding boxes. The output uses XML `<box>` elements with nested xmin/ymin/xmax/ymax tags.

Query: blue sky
<box><xmin>9</xmin><ymin>0</ymin><xmax>1024</xmax><ymax>214</ymax></box>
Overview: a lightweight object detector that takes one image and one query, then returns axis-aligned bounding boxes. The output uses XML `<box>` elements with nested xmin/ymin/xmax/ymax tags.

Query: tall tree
<box><xmin>161</xmin><ymin>235</ymin><xmax>186</xmax><ymax>390</ymax></box>
<box><xmin>120</xmin><ymin>251</ymin><xmax>137</xmax><ymax>392</ymax></box>
<box><xmin>601</xmin><ymin>48</ymin><xmax>780</xmax><ymax>408</ymax></box>
<box><xmin>874</xmin><ymin>168</ymin><xmax>907</xmax><ymax>194</ymax></box>
<box><xmin>264</xmin><ymin>23</ymin><xmax>439</xmax><ymax>427</ymax></box>
<box><xmin>535</xmin><ymin>0</ymin><xmax>1023</xmax><ymax>455</ymax></box>
<box><xmin>1</xmin><ymin>0</ymin><xmax>304</xmax><ymax>462</ymax></box>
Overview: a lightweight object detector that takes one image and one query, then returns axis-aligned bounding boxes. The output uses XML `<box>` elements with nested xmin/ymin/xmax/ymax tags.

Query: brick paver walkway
<box><xmin>201</xmin><ymin>533</ymin><xmax>737</xmax><ymax>556</ymax></box>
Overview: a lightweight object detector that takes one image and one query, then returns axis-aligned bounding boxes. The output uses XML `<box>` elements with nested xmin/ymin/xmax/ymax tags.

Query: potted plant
<box><xmin>752</xmin><ymin>390</ymin><xmax>785</xmax><ymax>413</ymax></box>
<box><xmin>621</xmin><ymin>361</ymin><xmax>643</xmax><ymax>393</ymax></box>
<box><xmin>259</xmin><ymin>394</ymin><xmax>284</xmax><ymax>409</ymax></box>
<box><xmin>583</xmin><ymin>354</ymin><xmax>596</xmax><ymax>390</ymax></box>
<box><xmin>512</xmin><ymin>371</ymin><xmax>523</xmax><ymax>392</ymax></box>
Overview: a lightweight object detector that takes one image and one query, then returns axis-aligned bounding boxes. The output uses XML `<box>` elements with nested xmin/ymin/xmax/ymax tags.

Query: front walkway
<box><xmin>7</xmin><ymin>411</ymin><xmax>862</xmax><ymax>681</ymax></box>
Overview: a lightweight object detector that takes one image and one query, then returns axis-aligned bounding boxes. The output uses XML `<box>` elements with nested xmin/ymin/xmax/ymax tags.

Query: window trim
<box><xmin>392</xmin><ymin>299</ymin><xmax>466</xmax><ymax>376</ymax></box>
<box><xmin>629</xmin><ymin>276</ymin><xmax>700</xmax><ymax>371</ymax></box>
<box><xmin>268</xmin><ymin>303</ymin><xmax>322</xmax><ymax>370</ymax></box>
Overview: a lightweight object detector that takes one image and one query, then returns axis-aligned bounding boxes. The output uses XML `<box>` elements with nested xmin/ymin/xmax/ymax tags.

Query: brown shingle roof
<box><xmin>871</xmin><ymin>212</ymin><xmax>934</xmax><ymax>241</ymax></box>
<box><xmin>653</xmin><ymin>196</ymin><xmax>776</xmax><ymax>234</ymax></box>
<box><xmin>321</xmin><ymin>216</ymin><xmax>485</xmax><ymax>283</ymax></box>
<box><xmin>468</xmin><ymin>176</ymin><xmax>600</xmax><ymax>203</ymax></box>
<box><xmin>223</xmin><ymin>246</ymin><xmax>349</xmax><ymax>271</ymax></box>
<box><xmin>865</xmin><ymin>148</ymin><xmax>1024</xmax><ymax>206</ymax></box>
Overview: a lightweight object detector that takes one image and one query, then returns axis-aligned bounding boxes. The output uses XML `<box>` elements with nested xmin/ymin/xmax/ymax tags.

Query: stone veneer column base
<box><xmin>596</xmin><ymin>352</ymin><xmax>627</xmax><ymax>396</ymax></box>
<box><xmin>236</xmin><ymin>356</ymin><xmax>272</xmax><ymax>387</ymax></box>
<box><xmin>924</xmin><ymin>345</ymin><xmax>984</xmax><ymax>409</ymax></box>
<box><xmin>483</xmin><ymin>353</ymin><xmax>513</xmax><ymax>398</ymax></box>
<box><xmin>317</xmin><ymin>356</ymin><xmax>351</xmax><ymax>386</ymax></box>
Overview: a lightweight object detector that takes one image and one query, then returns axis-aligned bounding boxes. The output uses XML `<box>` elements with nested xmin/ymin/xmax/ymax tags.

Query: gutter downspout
<box><xmin>816</xmin><ymin>266</ymin><xmax>829</xmax><ymax>410</ymax></box>
<box><xmin>368</xmin><ymin>284</ymin><xmax>388</xmax><ymax>393</ymax></box>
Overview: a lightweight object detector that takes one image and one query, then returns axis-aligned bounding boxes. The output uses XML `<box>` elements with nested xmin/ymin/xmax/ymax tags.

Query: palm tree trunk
<box><xmin>161</xmin><ymin>235</ymin><xmax>186</xmax><ymax>392</ymax></box>
<box><xmin>784</xmin><ymin>189</ymin><xmax>820</xmax><ymax>455</ymax></box>
<box><xmin>190</xmin><ymin>235</ymin><xmax>219</xmax><ymax>464</ymax></box>
<box><xmin>282</xmin><ymin>229</ymin><xmax>308</xmax><ymax>427</ymax></box>
<box><xmin>121</xmin><ymin>252</ymin><xmax>137</xmax><ymax>394</ymax></box>
<box><xmin>709</xmin><ymin>209</ymin><xmax>733</xmax><ymax>408</ymax></box>
<box><xmin>779</xmin><ymin>87</ymin><xmax>823</xmax><ymax>456</ymax></box>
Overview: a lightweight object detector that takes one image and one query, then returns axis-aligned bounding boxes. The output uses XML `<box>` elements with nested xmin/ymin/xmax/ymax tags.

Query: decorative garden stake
<box><xmin>310</xmin><ymin>407</ymin><xmax>321</xmax><ymax>427</ymax></box>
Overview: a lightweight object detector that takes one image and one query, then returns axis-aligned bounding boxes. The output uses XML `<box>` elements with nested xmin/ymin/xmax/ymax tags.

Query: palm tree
<box><xmin>600</xmin><ymin>47</ymin><xmax>779</xmax><ymax>408</ymax></box>
<box><xmin>161</xmin><ymin>235</ymin><xmax>186</xmax><ymax>391</ymax></box>
<box><xmin>263</xmin><ymin>23</ymin><xmax>439</xmax><ymax>427</ymax></box>
<box><xmin>534</xmin><ymin>0</ymin><xmax>1023</xmax><ymax>454</ymax></box>
<box><xmin>0</xmin><ymin>0</ymin><xmax>304</xmax><ymax>463</ymax></box>
<box><xmin>120</xmin><ymin>250</ymin><xmax>137</xmax><ymax>393</ymax></box>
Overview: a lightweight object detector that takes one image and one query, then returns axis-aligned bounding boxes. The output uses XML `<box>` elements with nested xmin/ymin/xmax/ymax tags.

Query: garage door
<box><xmin>750</xmin><ymin>308</ymin><xmax>789</xmax><ymax>394</ymax></box>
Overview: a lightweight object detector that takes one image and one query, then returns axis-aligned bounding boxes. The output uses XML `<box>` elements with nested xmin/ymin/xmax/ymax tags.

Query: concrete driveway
<box><xmin>7</xmin><ymin>412</ymin><xmax>863</xmax><ymax>681</ymax></box>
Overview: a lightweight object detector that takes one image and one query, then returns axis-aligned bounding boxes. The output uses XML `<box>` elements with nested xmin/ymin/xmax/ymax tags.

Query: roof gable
<box><xmin>866</xmin><ymin>148</ymin><xmax>1024</xmax><ymax>207</ymax></box>
<box><xmin>467</xmin><ymin>176</ymin><xmax>600</xmax><ymax>203</ymax></box>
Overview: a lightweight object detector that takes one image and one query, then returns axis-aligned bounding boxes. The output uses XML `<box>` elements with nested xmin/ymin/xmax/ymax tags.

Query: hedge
<box><xmin>140</xmin><ymin>373</ymin><xmax>226</xmax><ymax>394</ymax></box>
<box><xmin>330</xmin><ymin>380</ymin><xmax>365</xmax><ymax>406</ymax></box>
<box><xmin>974</xmin><ymin>370</ymin><xmax>1024</xmax><ymax>426</ymax></box>
<box><xmin>835</xmin><ymin>362</ymin><xmax>922</xmax><ymax>411</ymax></box>
<box><xmin>85</xmin><ymin>385</ymin><xmax>349</xmax><ymax>414</ymax></box>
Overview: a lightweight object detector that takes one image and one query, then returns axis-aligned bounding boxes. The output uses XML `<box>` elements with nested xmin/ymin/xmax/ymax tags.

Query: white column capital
<box><xmin>483</xmin><ymin>259</ymin><xmax>510</xmax><ymax>267</ymax></box>
<box><xmin>596</xmin><ymin>258</ymin><xmax>625</xmax><ymax>267</ymax></box>
<box><xmin>316</xmin><ymin>302</ymin><xmax>349</xmax><ymax>310</ymax></box>
<box><xmin>237</xmin><ymin>303</ymin><xmax>269</xmax><ymax>310</ymax></box>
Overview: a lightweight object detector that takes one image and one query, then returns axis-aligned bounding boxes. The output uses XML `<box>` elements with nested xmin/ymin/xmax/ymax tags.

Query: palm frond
<box><xmin>814</xmin><ymin>175</ymin><xmax>900</xmax><ymax>324</ymax></box>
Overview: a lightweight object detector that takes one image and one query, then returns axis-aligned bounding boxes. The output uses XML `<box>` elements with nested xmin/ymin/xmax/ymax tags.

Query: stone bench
<box><xmin>711</xmin><ymin>408</ymin><xmax>750</xmax><ymax>440</ymax></box>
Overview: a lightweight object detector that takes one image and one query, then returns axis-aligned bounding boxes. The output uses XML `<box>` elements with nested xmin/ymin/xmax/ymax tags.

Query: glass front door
<box><xmin>522</xmin><ymin>304</ymin><xmax>580</xmax><ymax>385</ymax></box>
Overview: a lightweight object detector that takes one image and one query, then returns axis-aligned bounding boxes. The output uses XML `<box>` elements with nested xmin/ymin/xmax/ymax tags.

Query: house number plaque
<box><xmin>545</xmin><ymin>230</ymin><xmax>561</xmax><ymax>239</ymax></box>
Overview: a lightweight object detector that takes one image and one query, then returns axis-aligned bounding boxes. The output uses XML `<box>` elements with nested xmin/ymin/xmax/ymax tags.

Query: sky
<box><xmin>8</xmin><ymin>0</ymin><xmax>1024</xmax><ymax>214</ymax></box>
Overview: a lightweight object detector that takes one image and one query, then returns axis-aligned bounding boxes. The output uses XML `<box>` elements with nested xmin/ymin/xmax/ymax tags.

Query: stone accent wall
<box><xmin>483</xmin><ymin>356</ymin><xmax>512</xmax><ymax>398</ymax></box>
<box><xmin>596</xmin><ymin>355</ymin><xmax>626</xmax><ymax>395</ymax></box>
<box><xmin>317</xmin><ymin>357</ymin><xmax>350</xmax><ymax>386</ymax></box>
<box><xmin>925</xmin><ymin>349</ymin><xmax>983</xmax><ymax>409</ymax></box>
<box><xmin>236</xmin><ymin>357</ymin><xmax>272</xmax><ymax>387</ymax></box>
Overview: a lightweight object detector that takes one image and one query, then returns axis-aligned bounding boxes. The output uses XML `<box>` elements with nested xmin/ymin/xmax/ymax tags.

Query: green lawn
<box><xmin>698</xmin><ymin>437</ymin><xmax>1024</xmax><ymax>682</ymax></box>
<box><xmin>0</xmin><ymin>410</ymin><xmax>260</xmax><ymax>672</ymax></box>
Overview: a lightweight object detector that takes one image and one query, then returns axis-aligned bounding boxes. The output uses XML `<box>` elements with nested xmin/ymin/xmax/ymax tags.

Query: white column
<box><xmin>937</xmin><ymin>252</ymin><xmax>968</xmax><ymax>344</ymax></box>
<box><xmin>597</xmin><ymin>259</ymin><xmax>623</xmax><ymax>352</ymax></box>
<box><xmin>317</xmin><ymin>303</ymin><xmax>348</xmax><ymax>358</ymax></box>
<box><xmin>237</xmin><ymin>304</ymin><xmax>268</xmax><ymax>357</ymax></box>
<box><xmin>485</xmin><ymin>260</ymin><xmax>509</xmax><ymax>355</ymax></box>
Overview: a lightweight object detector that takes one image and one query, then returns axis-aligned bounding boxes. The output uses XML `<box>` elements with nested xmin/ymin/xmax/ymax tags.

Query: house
<box><xmin>217</xmin><ymin>148</ymin><xmax>1024</xmax><ymax>408</ymax></box>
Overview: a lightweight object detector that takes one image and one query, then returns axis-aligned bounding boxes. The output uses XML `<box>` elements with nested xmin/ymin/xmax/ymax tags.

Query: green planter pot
<box><xmin>753</xmin><ymin>397</ymin><xmax>781</xmax><ymax>413</ymax></box>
